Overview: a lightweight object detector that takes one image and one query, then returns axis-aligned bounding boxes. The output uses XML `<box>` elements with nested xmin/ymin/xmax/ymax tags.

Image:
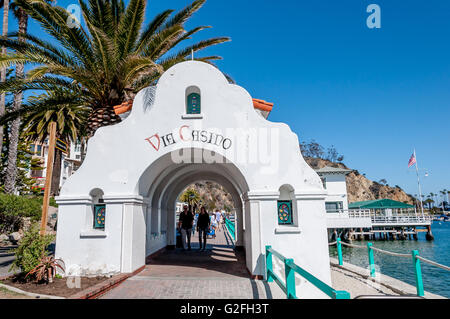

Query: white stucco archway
<box><xmin>137</xmin><ymin>149</ymin><xmax>248</xmax><ymax>257</ymax></box>
<box><xmin>55</xmin><ymin>61</ymin><xmax>331</xmax><ymax>298</ymax></box>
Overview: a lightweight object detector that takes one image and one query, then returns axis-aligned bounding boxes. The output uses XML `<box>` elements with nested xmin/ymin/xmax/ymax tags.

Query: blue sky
<box><xmin>4</xmin><ymin>0</ymin><xmax>450</xmax><ymax>198</ymax></box>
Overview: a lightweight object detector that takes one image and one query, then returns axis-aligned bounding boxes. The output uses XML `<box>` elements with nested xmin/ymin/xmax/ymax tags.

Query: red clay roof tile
<box><xmin>113</xmin><ymin>98</ymin><xmax>274</xmax><ymax>115</ymax></box>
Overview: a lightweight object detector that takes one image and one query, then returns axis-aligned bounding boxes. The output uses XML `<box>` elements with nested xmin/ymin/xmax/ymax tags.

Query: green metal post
<box><xmin>367</xmin><ymin>242</ymin><xmax>376</xmax><ymax>278</ymax></box>
<box><xmin>412</xmin><ymin>250</ymin><xmax>424</xmax><ymax>297</ymax></box>
<box><xmin>266</xmin><ymin>245</ymin><xmax>273</xmax><ymax>282</ymax></box>
<box><xmin>333</xmin><ymin>290</ymin><xmax>351</xmax><ymax>299</ymax></box>
<box><xmin>284</xmin><ymin>259</ymin><xmax>297</xmax><ymax>299</ymax></box>
<box><xmin>337</xmin><ymin>238</ymin><xmax>343</xmax><ymax>266</ymax></box>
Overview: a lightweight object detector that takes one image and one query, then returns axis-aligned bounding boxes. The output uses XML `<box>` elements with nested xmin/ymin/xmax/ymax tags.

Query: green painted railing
<box><xmin>265</xmin><ymin>245</ymin><xmax>351</xmax><ymax>299</ymax></box>
<box><xmin>335</xmin><ymin>238</ymin><xmax>450</xmax><ymax>297</ymax></box>
<box><xmin>224</xmin><ymin>217</ymin><xmax>235</xmax><ymax>240</ymax></box>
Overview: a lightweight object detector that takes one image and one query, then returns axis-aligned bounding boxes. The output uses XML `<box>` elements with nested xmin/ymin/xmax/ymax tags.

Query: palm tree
<box><xmin>424</xmin><ymin>198</ymin><xmax>434</xmax><ymax>210</ymax></box>
<box><xmin>0</xmin><ymin>0</ymin><xmax>229</xmax><ymax>193</ymax></box>
<box><xmin>440</xmin><ymin>189</ymin><xmax>448</xmax><ymax>211</ymax></box>
<box><xmin>0</xmin><ymin>0</ymin><xmax>10</xmax><ymax>155</ymax></box>
<box><xmin>428</xmin><ymin>193</ymin><xmax>435</xmax><ymax>208</ymax></box>
<box><xmin>1</xmin><ymin>0</ymin><xmax>29</xmax><ymax>193</ymax></box>
<box><xmin>180</xmin><ymin>188</ymin><xmax>200</xmax><ymax>206</ymax></box>
<box><xmin>0</xmin><ymin>0</ymin><xmax>229</xmax><ymax>139</ymax></box>
<box><xmin>21</xmin><ymin>89</ymin><xmax>89</xmax><ymax>196</ymax></box>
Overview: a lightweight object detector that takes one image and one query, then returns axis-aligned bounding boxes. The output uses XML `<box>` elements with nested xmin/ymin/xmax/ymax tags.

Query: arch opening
<box><xmin>138</xmin><ymin>148</ymin><xmax>248</xmax><ymax>270</ymax></box>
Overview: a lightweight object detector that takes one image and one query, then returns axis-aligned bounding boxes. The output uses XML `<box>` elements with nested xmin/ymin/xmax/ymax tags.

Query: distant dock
<box><xmin>327</xmin><ymin>209</ymin><xmax>434</xmax><ymax>241</ymax></box>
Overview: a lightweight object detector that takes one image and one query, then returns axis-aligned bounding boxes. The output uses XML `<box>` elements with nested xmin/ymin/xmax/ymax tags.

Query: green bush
<box><xmin>0</xmin><ymin>194</ymin><xmax>42</xmax><ymax>233</ymax></box>
<box><xmin>49</xmin><ymin>197</ymin><xmax>58</xmax><ymax>208</ymax></box>
<box><xmin>10</xmin><ymin>223</ymin><xmax>55</xmax><ymax>274</ymax></box>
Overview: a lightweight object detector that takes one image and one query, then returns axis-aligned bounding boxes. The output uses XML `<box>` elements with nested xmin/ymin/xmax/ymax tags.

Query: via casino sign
<box><xmin>145</xmin><ymin>125</ymin><xmax>232</xmax><ymax>152</ymax></box>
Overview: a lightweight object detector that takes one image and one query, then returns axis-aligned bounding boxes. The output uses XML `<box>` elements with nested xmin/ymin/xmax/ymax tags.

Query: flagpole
<box><xmin>414</xmin><ymin>149</ymin><xmax>425</xmax><ymax>219</ymax></box>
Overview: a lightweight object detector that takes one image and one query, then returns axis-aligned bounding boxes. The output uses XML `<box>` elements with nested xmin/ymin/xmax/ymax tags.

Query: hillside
<box><xmin>181</xmin><ymin>181</ymin><xmax>235</xmax><ymax>212</ymax></box>
<box><xmin>180</xmin><ymin>158</ymin><xmax>415</xmax><ymax>210</ymax></box>
<box><xmin>304</xmin><ymin>157</ymin><xmax>414</xmax><ymax>204</ymax></box>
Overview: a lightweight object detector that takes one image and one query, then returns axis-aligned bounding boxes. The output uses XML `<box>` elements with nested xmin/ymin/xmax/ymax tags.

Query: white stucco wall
<box><xmin>55</xmin><ymin>61</ymin><xmax>331</xmax><ymax>297</ymax></box>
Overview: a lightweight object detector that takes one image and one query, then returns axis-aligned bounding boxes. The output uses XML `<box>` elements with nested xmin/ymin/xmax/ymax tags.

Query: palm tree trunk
<box><xmin>87</xmin><ymin>106</ymin><xmax>121</xmax><ymax>139</ymax></box>
<box><xmin>50</xmin><ymin>147</ymin><xmax>62</xmax><ymax>196</ymax></box>
<box><xmin>80</xmin><ymin>137</ymin><xmax>86</xmax><ymax>163</ymax></box>
<box><xmin>4</xmin><ymin>9</ymin><xmax>27</xmax><ymax>194</ymax></box>
<box><xmin>0</xmin><ymin>0</ymin><xmax>10</xmax><ymax>158</ymax></box>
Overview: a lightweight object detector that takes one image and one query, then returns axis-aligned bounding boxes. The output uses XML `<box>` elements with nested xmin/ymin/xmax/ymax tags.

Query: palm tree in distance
<box><xmin>180</xmin><ymin>188</ymin><xmax>200</xmax><ymax>206</ymax></box>
<box><xmin>1</xmin><ymin>0</ymin><xmax>54</xmax><ymax>193</ymax></box>
<box><xmin>440</xmin><ymin>189</ymin><xmax>448</xmax><ymax>212</ymax></box>
<box><xmin>2</xmin><ymin>0</ymin><xmax>30</xmax><ymax>193</ymax></box>
<box><xmin>424</xmin><ymin>198</ymin><xmax>434</xmax><ymax>210</ymax></box>
<box><xmin>0</xmin><ymin>0</ymin><xmax>229</xmax><ymax>138</ymax></box>
<box><xmin>21</xmin><ymin>89</ymin><xmax>89</xmax><ymax>196</ymax></box>
<box><xmin>428</xmin><ymin>193</ymin><xmax>435</xmax><ymax>208</ymax></box>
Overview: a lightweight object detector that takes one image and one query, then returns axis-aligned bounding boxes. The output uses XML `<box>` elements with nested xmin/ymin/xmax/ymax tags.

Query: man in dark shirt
<box><xmin>178</xmin><ymin>204</ymin><xmax>194</xmax><ymax>250</ymax></box>
<box><xmin>196</xmin><ymin>207</ymin><xmax>210</xmax><ymax>251</ymax></box>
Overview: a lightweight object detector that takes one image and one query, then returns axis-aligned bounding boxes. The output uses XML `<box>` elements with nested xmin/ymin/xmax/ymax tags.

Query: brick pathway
<box><xmin>101</xmin><ymin>226</ymin><xmax>284</xmax><ymax>299</ymax></box>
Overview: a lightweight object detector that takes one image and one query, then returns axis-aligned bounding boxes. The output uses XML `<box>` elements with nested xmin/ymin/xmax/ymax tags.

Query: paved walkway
<box><xmin>101</xmin><ymin>226</ymin><xmax>284</xmax><ymax>299</ymax></box>
<box><xmin>0</xmin><ymin>246</ymin><xmax>17</xmax><ymax>277</ymax></box>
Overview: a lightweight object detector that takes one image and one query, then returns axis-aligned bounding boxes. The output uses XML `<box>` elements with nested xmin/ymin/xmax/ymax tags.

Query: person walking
<box><xmin>197</xmin><ymin>206</ymin><xmax>210</xmax><ymax>251</ymax></box>
<box><xmin>210</xmin><ymin>212</ymin><xmax>218</xmax><ymax>239</ymax></box>
<box><xmin>178</xmin><ymin>204</ymin><xmax>194</xmax><ymax>251</ymax></box>
<box><xmin>192</xmin><ymin>210</ymin><xmax>199</xmax><ymax>236</ymax></box>
<box><xmin>215</xmin><ymin>209</ymin><xmax>222</xmax><ymax>232</ymax></box>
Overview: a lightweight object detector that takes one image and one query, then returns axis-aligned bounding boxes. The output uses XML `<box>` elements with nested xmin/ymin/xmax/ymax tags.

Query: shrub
<box><xmin>10</xmin><ymin>224</ymin><xmax>55</xmax><ymax>275</ymax></box>
<box><xmin>49</xmin><ymin>197</ymin><xmax>58</xmax><ymax>208</ymax></box>
<box><xmin>26</xmin><ymin>256</ymin><xmax>64</xmax><ymax>283</ymax></box>
<box><xmin>0</xmin><ymin>194</ymin><xmax>43</xmax><ymax>233</ymax></box>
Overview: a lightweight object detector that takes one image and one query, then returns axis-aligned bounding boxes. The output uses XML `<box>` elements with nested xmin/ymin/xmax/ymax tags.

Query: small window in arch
<box><xmin>90</xmin><ymin>188</ymin><xmax>105</xmax><ymax>230</ymax></box>
<box><xmin>94</xmin><ymin>204</ymin><xmax>106</xmax><ymax>229</ymax></box>
<box><xmin>185</xmin><ymin>86</ymin><xmax>201</xmax><ymax>115</ymax></box>
<box><xmin>277</xmin><ymin>200</ymin><xmax>293</xmax><ymax>225</ymax></box>
<box><xmin>187</xmin><ymin>93</ymin><xmax>201</xmax><ymax>114</ymax></box>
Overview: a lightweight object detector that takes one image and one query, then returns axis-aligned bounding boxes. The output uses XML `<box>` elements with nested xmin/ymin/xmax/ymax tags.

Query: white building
<box><xmin>317</xmin><ymin>166</ymin><xmax>431</xmax><ymax>240</ymax></box>
<box><xmin>316</xmin><ymin>166</ymin><xmax>372</xmax><ymax>231</ymax></box>
<box><xmin>59</xmin><ymin>142</ymin><xmax>82</xmax><ymax>188</ymax></box>
<box><xmin>315</xmin><ymin>166</ymin><xmax>352</xmax><ymax>213</ymax></box>
<box><xmin>27</xmin><ymin>140</ymin><xmax>82</xmax><ymax>192</ymax></box>
<box><xmin>55</xmin><ymin>61</ymin><xmax>332</xmax><ymax>298</ymax></box>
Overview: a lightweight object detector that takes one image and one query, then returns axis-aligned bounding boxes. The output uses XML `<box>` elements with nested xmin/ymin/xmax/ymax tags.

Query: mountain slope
<box><xmin>304</xmin><ymin>157</ymin><xmax>414</xmax><ymax>204</ymax></box>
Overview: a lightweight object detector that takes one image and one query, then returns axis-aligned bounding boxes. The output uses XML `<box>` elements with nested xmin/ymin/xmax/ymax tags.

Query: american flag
<box><xmin>408</xmin><ymin>152</ymin><xmax>416</xmax><ymax>168</ymax></box>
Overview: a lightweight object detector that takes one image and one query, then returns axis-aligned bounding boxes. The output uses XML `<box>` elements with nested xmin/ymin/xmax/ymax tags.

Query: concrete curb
<box><xmin>0</xmin><ymin>274</ymin><xmax>14</xmax><ymax>281</ymax></box>
<box><xmin>0</xmin><ymin>283</ymin><xmax>65</xmax><ymax>299</ymax></box>
<box><xmin>329</xmin><ymin>257</ymin><xmax>446</xmax><ymax>299</ymax></box>
<box><xmin>69</xmin><ymin>265</ymin><xmax>146</xmax><ymax>299</ymax></box>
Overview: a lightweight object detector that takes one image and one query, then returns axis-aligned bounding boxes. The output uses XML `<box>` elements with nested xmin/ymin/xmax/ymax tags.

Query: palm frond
<box><xmin>116</xmin><ymin>0</ymin><xmax>146</xmax><ymax>59</ymax></box>
<box><xmin>15</xmin><ymin>0</ymin><xmax>95</xmax><ymax>68</ymax></box>
<box><xmin>135</xmin><ymin>9</ymin><xmax>174</xmax><ymax>54</ymax></box>
<box><xmin>163</xmin><ymin>0</ymin><xmax>206</xmax><ymax>29</ymax></box>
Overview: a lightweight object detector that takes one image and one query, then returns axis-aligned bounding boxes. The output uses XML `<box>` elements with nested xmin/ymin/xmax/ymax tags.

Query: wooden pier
<box><xmin>327</xmin><ymin>210</ymin><xmax>434</xmax><ymax>242</ymax></box>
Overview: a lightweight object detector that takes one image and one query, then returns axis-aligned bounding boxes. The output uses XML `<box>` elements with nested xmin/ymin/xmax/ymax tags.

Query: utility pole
<box><xmin>40</xmin><ymin>122</ymin><xmax>57</xmax><ymax>235</ymax></box>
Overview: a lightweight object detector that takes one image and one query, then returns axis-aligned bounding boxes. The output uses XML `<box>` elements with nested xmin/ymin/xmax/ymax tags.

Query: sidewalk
<box><xmin>0</xmin><ymin>246</ymin><xmax>17</xmax><ymax>277</ymax></box>
<box><xmin>101</xmin><ymin>226</ymin><xmax>284</xmax><ymax>299</ymax></box>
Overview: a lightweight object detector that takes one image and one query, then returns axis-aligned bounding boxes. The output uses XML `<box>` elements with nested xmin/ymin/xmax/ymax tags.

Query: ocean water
<box><xmin>329</xmin><ymin>221</ymin><xmax>450</xmax><ymax>298</ymax></box>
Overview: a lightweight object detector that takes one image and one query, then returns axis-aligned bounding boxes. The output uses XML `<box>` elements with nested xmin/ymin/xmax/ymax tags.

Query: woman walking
<box><xmin>197</xmin><ymin>206</ymin><xmax>210</xmax><ymax>251</ymax></box>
